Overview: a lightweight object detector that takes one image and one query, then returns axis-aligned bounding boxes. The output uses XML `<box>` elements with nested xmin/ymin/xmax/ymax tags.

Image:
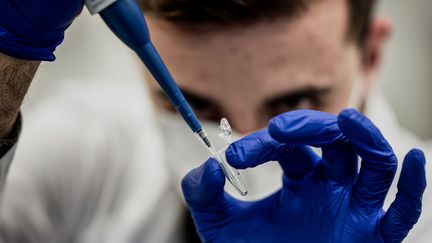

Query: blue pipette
<box><xmin>85</xmin><ymin>0</ymin><xmax>247</xmax><ymax>196</ymax></box>
<box><xmin>85</xmin><ymin>0</ymin><xmax>212</xmax><ymax>149</ymax></box>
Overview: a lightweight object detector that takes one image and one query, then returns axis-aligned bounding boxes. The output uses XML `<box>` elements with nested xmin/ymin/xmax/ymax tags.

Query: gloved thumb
<box><xmin>181</xmin><ymin>158</ymin><xmax>226</xmax><ymax>212</ymax></box>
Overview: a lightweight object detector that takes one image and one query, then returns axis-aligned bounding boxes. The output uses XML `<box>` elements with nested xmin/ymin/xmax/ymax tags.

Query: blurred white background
<box><xmin>24</xmin><ymin>0</ymin><xmax>432</xmax><ymax>139</ymax></box>
<box><xmin>23</xmin><ymin>10</ymin><xmax>146</xmax><ymax>111</ymax></box>
<box><xmin>378</xmin><ymin>0</ymin><xmax>432</xmax><ymax>139</ymax></box>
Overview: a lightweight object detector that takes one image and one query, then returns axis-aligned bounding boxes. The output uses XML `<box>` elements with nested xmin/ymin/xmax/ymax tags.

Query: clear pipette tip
<box><xmin>195</xmin><ymin>122</ymin><xmax>248</xmax><ymax>196</ymax></box>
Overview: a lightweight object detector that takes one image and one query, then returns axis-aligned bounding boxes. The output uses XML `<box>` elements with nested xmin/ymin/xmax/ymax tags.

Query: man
<box><xmin>142</xmin><ymin>0</ymin><xmax>431</xmax><ymax>241</ymax></box>
<box><xmin>0</xmin><ymin>0</ymin><xmax>428</xmax><ymax>243</ymax></box>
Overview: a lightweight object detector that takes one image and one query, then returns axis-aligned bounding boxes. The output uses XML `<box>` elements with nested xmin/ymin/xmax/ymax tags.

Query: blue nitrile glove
<box><xmin>182</xmin><ymin>109</ymin><xmax>427</xmax><ymax>243</ymax></box>
<box><xmin>0</xmin><ymin>0</ymin><xmax>84</xmax><ymax>61</ymax></box>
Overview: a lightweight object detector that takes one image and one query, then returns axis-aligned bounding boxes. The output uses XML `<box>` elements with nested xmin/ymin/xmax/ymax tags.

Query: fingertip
<box><xmin>267</xmin><ymin>114</ymin><xmax>283</xmax><ymax>139</ymax></box>
<box><xmin>337</xmin><ymin>108</ymin><xmax>394</xmax><ymax>161</ymax></box>
<box><xmin>337</xmin><ymin>109</ymin><xmax>377</xmax><ymax>136</ymax></box>
<box><xmin>406</xmin><ymin>148</ymin><xmax>426</xmax><ymax>166</ymax></box>
<box><xmin>337</xmin><ymin>109</ymin><xmax>363</xmax><ymax>127</ymax></box>
<box><xmin>185</xmin><ymin>158</ymin><xmax>225</xmax><ymax>189</ymax></box>
<box><xmin>339</xmin><ymin>108</ymin><xmax>360</xmax><ymax>118</ymax></box>
<box><xmin>207</xmin><ymin>158</ymin><xmax>226</xmax><ymax>187</ymax></box>
<box><xmin>181</xmin><ymin>158</ymin><xmax>225</xmax><ymax>207</ymax></box>
<box><xmin>403</xmin><ymin>148</ymin><xmax>426</xmax><ymax>177</ymax></box>
<box><xmin>337</xmin><ymin>109</ymin><xmax>362</xmax><ymax>138</ymax></box>
<box><xmin>225</xmin><ymin>143</ymin><xmax>247</xmax><ymax>169</ymax></box>
<box><xmin>226</xmin><ymin>130</ymin><xmax>278</xmax><ymax>169</ymax></box>
<box><xmin>399</xmin><ymin>149</ymin><xmax>427</xmax><ymax>196</ymax></box>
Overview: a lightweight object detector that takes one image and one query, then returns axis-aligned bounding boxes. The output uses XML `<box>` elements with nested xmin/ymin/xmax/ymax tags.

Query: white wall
<box><xmin>378</xmin><ymin>0</ymin><xmax>432</xmax><ymax>139</ymax></box>
<box><xmin>23</xmin><ymin>10</ymin><xmax>145</xmax><ymax>111</ymax></box>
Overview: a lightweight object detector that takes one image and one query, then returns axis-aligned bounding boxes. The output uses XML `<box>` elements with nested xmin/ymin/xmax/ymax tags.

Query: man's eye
<box><xmin>189</xmin><ymin>101</ymin><xmax>221</xmax><ymax>121</ymax></box>
<box><xmin>267</xmin><ymin>97</ymin><xmax>308</xmax><ymax>116</ymax></box>
<box><xmin>155</xmin><ymin>91</ymin><xmax>221</xmax><ymax>121</ymax></box>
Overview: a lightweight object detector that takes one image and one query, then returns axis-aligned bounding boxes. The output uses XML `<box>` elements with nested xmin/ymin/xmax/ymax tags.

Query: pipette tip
<box><xmin>195</xmin><ymin>126</ymin><xmax>248</xmax><ymax>197</ymax></box>
<box><xmin>196</xmin><ymin>129</ymin><xmax>213</xmax><ymax>151</ymax></box>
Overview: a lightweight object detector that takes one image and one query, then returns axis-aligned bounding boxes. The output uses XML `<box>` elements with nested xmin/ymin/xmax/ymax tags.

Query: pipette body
<box><xmin>85</xmin><ymin>0</ymin><xmax>209</xmax><ymax>146</ymax></box>
<box><xmin>84</xmin><ymin>0</ymin><xmax>247</xmax><ymax>196</ymax></box>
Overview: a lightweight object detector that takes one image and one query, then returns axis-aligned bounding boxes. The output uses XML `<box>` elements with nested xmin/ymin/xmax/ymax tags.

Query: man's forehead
<box><xmin>146</xmin><ymin>0</ymin><xmax>352</xmax><ymax>103</ymax></box>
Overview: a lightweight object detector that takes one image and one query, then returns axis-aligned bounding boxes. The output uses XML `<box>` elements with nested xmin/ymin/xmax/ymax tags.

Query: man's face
<box><xmin>146</xmin><ymin>0</ymin><xmax>370</xmax><ymax>134</ymax></box>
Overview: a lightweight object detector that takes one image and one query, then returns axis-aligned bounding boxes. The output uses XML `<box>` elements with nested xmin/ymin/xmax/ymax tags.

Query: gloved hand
<box><xmin>182</xmin><ymin>109</ymin><xmax>426</xmax><ymax>243</ymax></box>
<box><xmin>0</xmin><ymin>0</ymin><xmax>84</xmax><ymax>61</ymax></box>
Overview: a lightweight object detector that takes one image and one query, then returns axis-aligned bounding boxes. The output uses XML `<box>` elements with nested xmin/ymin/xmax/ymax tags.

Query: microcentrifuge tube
<box><xmin>212</xmin><ymin>118</ymin><xmax>248</xmax><ymax>196</ymax></box>
<box><xmin>219</xmin><ymin>118</ymin><xmax>232</xmax><ymax>143</ymax></box>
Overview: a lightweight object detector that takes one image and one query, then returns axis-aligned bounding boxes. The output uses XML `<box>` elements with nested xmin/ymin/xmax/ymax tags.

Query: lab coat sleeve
<box><xmin>0</xmin><ymin>84</ymin><xmax>180</xmax><ymax>243</ymax></box>
<box><xmin>0</xmin><ymin>100</ymin><xmax>127</xmax><ymax>243</ymax></box>
<box><xmin>0</xmin><ymin>114</ymin><xmax>22</xmax><ymax>193</ymax></box>
<box><xmin>0</xmin><ymin>145</ymin><xmax>17</xmax><ymax>196</ymax></box>
<box><xmin>0</xmin><ymin>106</ymin><xmax>83</xmax><ymax>243</ymax></box>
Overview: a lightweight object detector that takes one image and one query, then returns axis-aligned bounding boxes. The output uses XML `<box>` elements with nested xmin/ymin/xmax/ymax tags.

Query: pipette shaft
<box><xmin>85</xmin><ymin>0</ymin><xmax>212</xmax><ymax>149</ymax></box>
<box><xmin>86</xmin><ymin>0</ymin><xmax>247</xmax><ymax>196</ymax></box>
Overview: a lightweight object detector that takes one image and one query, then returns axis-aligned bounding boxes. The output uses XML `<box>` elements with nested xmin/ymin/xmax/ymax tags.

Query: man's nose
<box><xmin>228</xmin><ymin>112</ymin><xmax>265</xmax><ymax>135</ymax></box>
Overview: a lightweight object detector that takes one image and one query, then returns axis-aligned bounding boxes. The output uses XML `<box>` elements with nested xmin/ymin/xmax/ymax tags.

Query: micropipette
<box><xmin>85</xmin><ymin>0</ymin><xmax>212</xmax><ymax>148</ymax></box>
<box><xmin>84</xmin><ymin>0</ymin><xmax>247</xmax><ymax>195</ymax></box>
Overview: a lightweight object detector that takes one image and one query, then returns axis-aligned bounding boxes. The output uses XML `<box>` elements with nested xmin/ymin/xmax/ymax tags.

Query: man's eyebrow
<box><xmin>264</xmin><ymin>86</ymin><xmax>332</xmax><ymax>105</ymax></box>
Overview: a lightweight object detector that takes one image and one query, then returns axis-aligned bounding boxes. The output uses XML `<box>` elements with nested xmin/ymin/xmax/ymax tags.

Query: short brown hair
<box><xmin>140</xmin><ymin>0</ymin><xmax>376</xmax><ymax>47</ymax></box>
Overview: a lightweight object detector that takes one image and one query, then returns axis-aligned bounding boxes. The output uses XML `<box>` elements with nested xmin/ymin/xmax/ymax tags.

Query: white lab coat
<box><xmin>0</xmin><ymin>80</ymin><xmax>184</xmax><ymax>243</ymax></box>
<box><xmin>0</xmin><ymin>80</ymin><xmax>430</xmax><ymax>242</ymax></box>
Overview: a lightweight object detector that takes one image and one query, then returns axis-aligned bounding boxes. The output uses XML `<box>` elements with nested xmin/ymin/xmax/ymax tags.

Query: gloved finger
<box><xmin>268</xmin><ymin>110</ymin><xmax>346</xmax><ymax>146</ymax></box>
<box><xmin>320</xmin><ymin>143</ymin><xmax>358</xmax><ymax>184</ymax></box>
<box><xmin>268</xmin><ymin>110</ymin><xmax>357</xmax><ymax>183</ymax></box>
<box><xmin>338</xmin><ymin>109</ymin><xmax>397</xmax><ymax>210</ymax></box>
<box><xmin>226</xmin><ymin>130</ymin><xmax>281</xmax><ymax>169</ymax></box>
<box><xmin>181</xmin><ymin>158</ymin><xmax>226</xmax><ymax>214</ymax></box>
<box><xmin>381</xmin><ymin>149</ymin><xmax>426</xmax><ymax>242</ymax></box>
<box><xmin>226</xmin><ymin>130</ymin><xmax>320</xmax><ymax>179</ymax></box>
